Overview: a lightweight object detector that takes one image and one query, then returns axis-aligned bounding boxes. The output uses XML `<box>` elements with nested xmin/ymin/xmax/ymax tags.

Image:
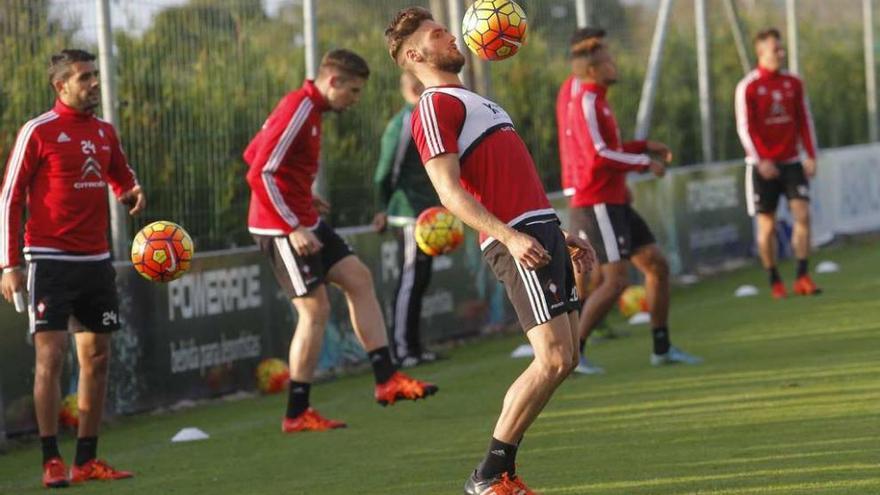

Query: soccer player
<box><xmin>372</xmin><ymin>72</ymin><xmax>442</xmax><ymax>368</ymax></box>
<box><xmin>556</xmin><ymin>27</ymin><xmax>618</xmax><ymax>375</ymax></box>
<box><xmin>244</xmin><ymin>49</ymin><xmax>437</xmax><ymax>434</ymax></box>
<box><xmin>0</xmin><ymin>49</ymin><xmax>145</xmax><ymax>487</ymax></box>
<box><xmin>385</xmin><ymin>8</ymin><xmax>596</xmax><ymax>493</ymax></box>
<box><xmin>557</xmin><ymin>27</ymin><xmax>606</xmax><ymax>198</ymax></box>
<box><xmin>735</xmin><ymin>28</ymin><xmax>820</xmax><ymax>298</ymax></box>
<box><xmin>567</xmin><ymin>39</ymin><xmax>702</xmax><ymax>367</ymax></box>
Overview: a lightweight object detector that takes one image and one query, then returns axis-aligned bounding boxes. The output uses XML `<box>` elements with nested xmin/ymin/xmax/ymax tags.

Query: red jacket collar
<box><xmin>302</xmin><ymin>80</ymin><xmax>330</xmax><ymax>111</ymax></box>
<box><xmin>53</xmin><ymin>99</ymin><xmax>94</xmax><ymax>120</ymax></box>
<box><xmin>757</xmin><ymin>66</ymin><xmax>780</xmax><ymax>79</ymax></box>
<box><xmin>582</xmin><ymin>82</ymin><xmax>608</xmax><ymax>97</ymax></box>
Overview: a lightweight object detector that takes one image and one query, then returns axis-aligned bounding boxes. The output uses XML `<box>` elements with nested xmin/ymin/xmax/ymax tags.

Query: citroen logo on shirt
<box><xmin>74</xmin><ymin>157</ymin><xmax>106</xmax><ymax>190</ymax></box>
<box><xmin>81</xmin><ymin>157</ymin><xmax>102</xmax><ymax>179</ymax></box>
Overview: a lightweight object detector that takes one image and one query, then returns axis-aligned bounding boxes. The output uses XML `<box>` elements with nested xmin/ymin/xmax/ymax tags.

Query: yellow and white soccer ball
<box><xmin>414</xmin><ymin>207</ymin><xmax>465</xmax><ymax>256</ymax></box>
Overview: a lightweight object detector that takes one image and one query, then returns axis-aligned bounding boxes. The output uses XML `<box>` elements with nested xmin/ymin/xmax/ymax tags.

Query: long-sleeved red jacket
<box><xmin>244</xmin><ymin>80</ymin><xmax>328</xmax><ymax>235</ymax></box>
<box><xmin>0</xmin><ymin>100</ymin><xmax>139</xmax><ymax>268</ymax></box>
<box><xmin>569</xmin><ymin>82</ymin><xmax>650</xmax><ymax>207</ymax></box>
<box><xmin>735</xmin><ymin>66</ymin><xmax>817</xmax><ymax>165</ymax></box>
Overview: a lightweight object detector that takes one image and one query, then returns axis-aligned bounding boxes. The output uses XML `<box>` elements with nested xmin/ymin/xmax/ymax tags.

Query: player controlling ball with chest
<box><xmin>385</xmin><ymin>7</ymin><xmax>596</xmax><ymax>494</ymax></box>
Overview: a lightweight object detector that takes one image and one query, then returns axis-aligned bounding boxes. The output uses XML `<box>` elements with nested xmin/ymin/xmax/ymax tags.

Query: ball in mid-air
<box><xmin>618</xmin><ymin>285</ymin><xmax>649</xmax><ymax>318</ymax></box>
<box><xmin>256</xmin><ymin>358</ymin><xmax>289</xmax><ymax>394</ymax></box>
<box><xmin>462</xmin><ymin>0</ymin><xmax>528</xmax><ymax>61</ymax></box>
<box><xmin>415</xmin><ymin>206</ymin><xmax>465</xmax><ymax>256</ymax></box>
<box><xmin>131</xmin><ymin>221</ymin><xmax>194</xmax><ymax>283</ymax></box>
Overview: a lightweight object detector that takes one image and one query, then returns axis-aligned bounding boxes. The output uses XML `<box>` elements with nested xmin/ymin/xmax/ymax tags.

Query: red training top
<box><xmin>244</xmin><ymin>80</ymin><xmax>329</xmax><ymax>235</ymax></box>
<box><xmin>0</xmin><ymin>99</ymin><xmax>139</xmax><ymax>268</ymax></box>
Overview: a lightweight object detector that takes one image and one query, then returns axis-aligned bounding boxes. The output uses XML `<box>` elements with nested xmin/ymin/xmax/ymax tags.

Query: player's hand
<box><xmin>802</xmin><ymin>157</ymin><xmax>817</xmax><ymax>179</ymax></box>
<box><xmin>288</xmin><ymin>228</ymin><xmax>323</xmax><ymax>257</ymax></box>
<box><xmin>564</xmin><ymin>232</ymin><xmax>596</xmax><ymax>274</ymax></box>
<box><xmin>313</xmin><ymin>195</ymin><xmax>331</xmax><ymax>216</ymax></box>
<box><xmin>371</xmin><ymin>212</ymin><xmax>388</xmax><ymax>233</ymax></box>
<box><xmin>649</xmin><ymin>159</ymin><xmax>666</xmax><ymax>178</ymax></box>
<box><xmin>1</xmin><ymin>268</ymin><xmax>25</xmax><ymax>303</ymax></box>
<box><xmin>757</xmin><ymin>159</ymin><xmax>779</xmax><ymax>179</ymax></box>
<box><xmin>646</xmin><ymin>141</ymin><xmax>673</xmax><ymax>163</ymax></box>
<box><xmin>505</xmin><ymin>231</ymin><xmax>551</xmax><ymax>270</ymax></box>
<box><xmin>120</xmin><ymin>185</ymin><xmax>146</xmax><ymax>215</ymax></box>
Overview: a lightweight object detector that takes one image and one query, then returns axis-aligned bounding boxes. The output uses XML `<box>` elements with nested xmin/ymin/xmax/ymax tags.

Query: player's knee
<box><xmin>296</xmin><ymin>294</ymin><xmax>331</xmax><ymax>324</ymax></box>
<box><xmin>538</xmin><ymin>349</ymin><xmax>573</xmax><ymax>381</ymax></box>
<box><xmin>82</xmin><ymin>350</ymin><xmax>110</xmax><ymax>376</ymax></box>
<box><xmin>35</xmin><ymin>349</ymin><xmax>65</xmax><ymax>377</ymax></box>
<box><xmin>603</xmin><ymin>275</ymin><xmax>628</xmax><ymax>298</ymax></box>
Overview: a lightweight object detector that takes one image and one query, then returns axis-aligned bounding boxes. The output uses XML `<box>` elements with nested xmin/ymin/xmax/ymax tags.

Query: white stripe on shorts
<box><xmin>274</xmin><ymin>238</ymin><xmax>308</xmax><ymax>296</ymax></box>
<box><xmin>513</xmin><ymin>259</ymin><xmax>550</xmax><ymax>324</ymax></box>
<box><xmin>593</xmin><ymin>204</ymin><xmax>621</xmax><ymax>262</ymax></box>
<box><xmin>745</xmin><ymin>163</ymin><xmax>756</xmax><ymax>217</ymax></box>
<box><xmin>27</xmin><ymin>262</ymin><xmax>36</xmax><ymax>334</ymax></box>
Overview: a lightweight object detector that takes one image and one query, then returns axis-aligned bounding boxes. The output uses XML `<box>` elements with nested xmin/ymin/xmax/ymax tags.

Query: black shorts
<box><xmin>253</xmin><ymin>221</ymin><xmax>354</xmax><ymax>298</ymax></box>
<box><xmin>747</xmin><ymin>161</ymin><xmax>810</xmax><ymax>216</ymax></box>
<box><xmin>27</xmin><ymin>259</ymin><xmax>120</xmax><ymax>334</ymax></box>
<box><xmin>570</xmin><ymin>204</ymin><xmax>656</xmax><ymax>264</ymax></box>
<box><xmin>482</xmin><ymin>220</ymin><xmax>579</xmax><ymax>332</ymax></box>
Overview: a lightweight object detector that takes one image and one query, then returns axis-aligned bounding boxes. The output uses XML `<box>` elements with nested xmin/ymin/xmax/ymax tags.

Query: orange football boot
<box><xmin>42</xmin><ymin>457</ymin><xmax>69</xmax><ymax>488</ymax></box>
<box><xmin>70</xmin><ymin>459</ymin><xmax>133</xmax><ymax>483</ymax></box>
<box><xmin>793</xmin><ymin>275</ymin><xmax>822</xmax><ymax>296</ymax></box>
<box><xmin>374</xmin><ymin>371</ymin><xmax>438</xmax><ymax>406</ymax></box>
<box><xmin>281</xmin><ymin>407</ymin><xmax>347</xmax><ymax>433</ymax></box>
<box><xmin>463</xmin><ymin>471</ymin><xmax>536</xmax><ymax>495</ymax></box>
<box><xmin>771</xmin><ymin>281</ymin><xmax>787</xmax><ymax>299</ymax></box>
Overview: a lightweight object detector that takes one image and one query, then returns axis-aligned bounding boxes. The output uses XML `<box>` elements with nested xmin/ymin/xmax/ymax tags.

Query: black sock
<box><xmin>286</xmin><ymin>381</ymin><xmax>311</xmax><ymax>418</ymax></box>
<box><xmin>768</xmin><ymin>266</ymin><xmax>781</xmax><ymax>285</ymax></box>
<box><xmin>578</xmin><ymin>337</ymin><xmax>587</xmax><ymax>355</ymax></box>
<box><xmin>74</xmin><ymin>436</ymin><xmax>98</xmax><ymax>467</ymax></box>
<box><xmin>40</xmin><ymin>435</ymin><xmax>61</xmax><ymax>464</ymax></box>
<box><xmin>368</xmin><ymin>346</ymin><xmax>396</xmax><ymax>384</ymax></box>
<box><xmin>476</xmin><ymin>437</ymin><xmax>518</xmax><ymax>480</ymax></box>
<box><xmin>797</xmin><ymin>259</ymin><xmax>808</xmax><ymax>278</ymax></box>
<box><xmin>652</xmin><ymin>326</ymin><xmax>671</xmax><ymax>355</ymax></box>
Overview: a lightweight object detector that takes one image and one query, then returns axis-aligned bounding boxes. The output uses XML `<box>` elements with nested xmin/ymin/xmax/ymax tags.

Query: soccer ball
<box><xmin>618</xmin><ymin>285</ymin><xmax>649</xmax><ymax>318</ymax></box>
<box><xmin>415</xmin><ymin>206</ymin><xmax>465</xmax><ymax>256</ymax></box>
<box><xmin>59</xmin><ymin>393</ymin><xmax>78</xmax><ymax>428</ymax></box>
<box><xmin>131</xmin><ymin>221</ymin><xmax>194</xmax><ymax>283</ymax></box>
<box><xmin>462</xmin><ymin>0</ymin><xmax>528</xmax><ymax>61</ymax></box>
<box><xmin>256</xmin><ymin>358</ymin><xmax>289</xmax><ymax>394</ymax></box>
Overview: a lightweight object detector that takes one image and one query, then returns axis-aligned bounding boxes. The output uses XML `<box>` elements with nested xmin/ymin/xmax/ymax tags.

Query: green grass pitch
<box><xmin>1</xmin><ymin>240</ymin><xmax>878</xmax><ymax>494</ymax></box>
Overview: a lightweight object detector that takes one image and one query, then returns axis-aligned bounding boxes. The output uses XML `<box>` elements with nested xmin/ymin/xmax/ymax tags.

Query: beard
<box><xmin>425</xmin><ymin>47</ymin><xmax>466</xmax><ymax>74</ymax></box>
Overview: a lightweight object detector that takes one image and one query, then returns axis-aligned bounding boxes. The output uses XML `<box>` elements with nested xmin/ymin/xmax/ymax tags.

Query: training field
<box><xmin>1</xmin><ymin>240</ymin><xmax>878</xmax><ymax>494</ymax></box>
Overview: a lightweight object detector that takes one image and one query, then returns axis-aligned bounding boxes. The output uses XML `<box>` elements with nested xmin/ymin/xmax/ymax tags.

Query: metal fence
<box><xmin>1</xmin><ymin>0</ymin><xmax>877</xmax><ymax>251</ymax></box>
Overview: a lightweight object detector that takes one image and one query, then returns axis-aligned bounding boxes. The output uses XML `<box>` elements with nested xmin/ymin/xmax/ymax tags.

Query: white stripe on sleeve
<box><xmin>0</xmin><ymin>112</ymin><xmax>58</xmax><ymax>267</ymax></box>
<box><xmin>735</xmin><ymin>72</ymin><xmax>761</xmax><ymax>165</ymax></box>
<box><xmin>261</xmin><ymin>100</ymin><xmax>313</xmax><ymax>228</ymax></box>
<box><xmin>582</xmin><ymin>93</ymin><xmax>649</xmax><ymax>167</ymax></box>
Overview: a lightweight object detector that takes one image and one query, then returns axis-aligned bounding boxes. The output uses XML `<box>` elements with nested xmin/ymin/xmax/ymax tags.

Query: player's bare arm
<box><xmin>312</xmin><ymin>195</ymin><xmax>331</xmax><ymax>215</ymax></box>
<box><xmin>802</xmin><ymin>157</ymin><xmax>817</xmax><ymax>178</ymax></box>
<box><xmin>424</xmin><ymin>153</ymin><xmax>550</xmax><ymax>270</ymax></box>
<box><xmin>1</xmin><ymin>268</ymin><xmax>25</xmax><ymax>303</ymax></box>
<box><xmin>119</xmin><ymin>185</ymin><xmax>146</xmax><ymax>215</ymax></box>
<box><xmin>757</xmin><ymin>158</ymin><xmax>779</xmax><ymax>179</ymax></box>
<box><xmin>649</xmin><ymin>159</ymin><xmax>667</xmax><ymax>178</ymax></box>
<box><xmin>560</xmin><ymin>229</ymin><xmax>596</xmax><ymax>274</ymax></box>
<box><xmin>288</xmin><ymin>227</ymin><xmax>324</xmax><ymax>257</ymax></box>
<box><xmin>646</xmin><ymin>141</ymin><xmax>673</xmax><ymax>163</ymax></box>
